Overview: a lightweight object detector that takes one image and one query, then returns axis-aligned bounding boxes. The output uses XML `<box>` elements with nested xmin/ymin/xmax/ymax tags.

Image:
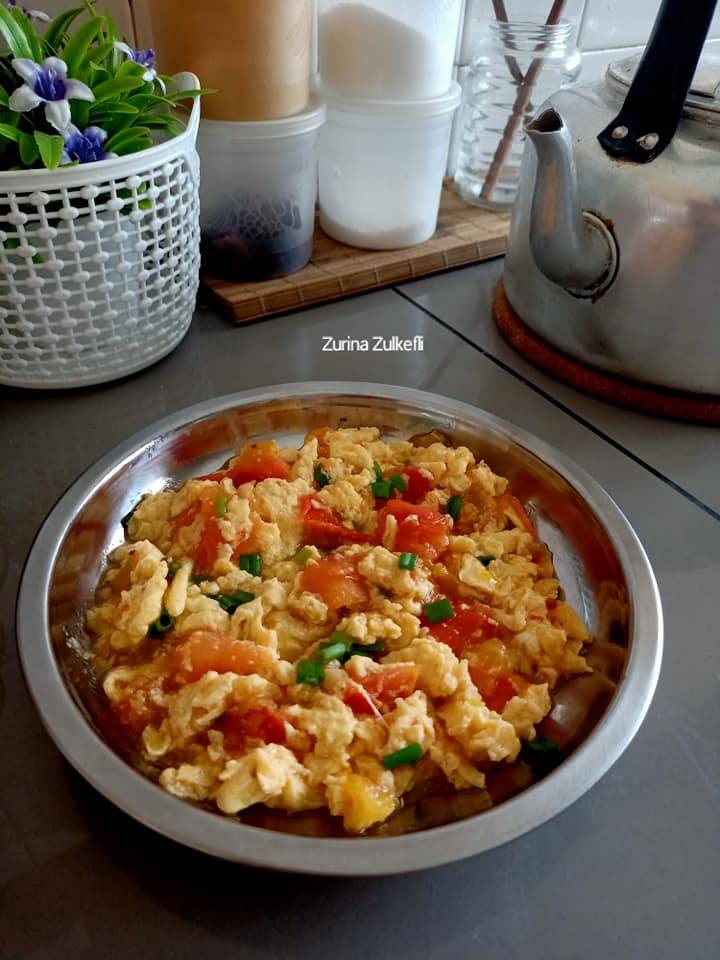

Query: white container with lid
<box><xmin>318</xmin><ymin>84</ymin><xmax>461</xmax><ymax>250</ymax></box>
<box><xmin>197</xmin><ymin>102</ymin><xmax>325</xmax><ymax>281</ymax></box>
<box><xmin>318</xmin><ymin>0</ymin><xmax>464</xmax><ymax>100</ymax></box>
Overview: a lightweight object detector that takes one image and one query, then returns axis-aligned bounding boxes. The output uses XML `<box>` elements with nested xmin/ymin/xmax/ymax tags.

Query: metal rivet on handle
<box><xmin>611</xmin><ymin>125</ymin><xmax>628</xmax><ymax>139</ymax></box>
<box><xmin>637</xmin><ymin>132</ymin><xmax>659</xmax><ymax>150</ymax></box>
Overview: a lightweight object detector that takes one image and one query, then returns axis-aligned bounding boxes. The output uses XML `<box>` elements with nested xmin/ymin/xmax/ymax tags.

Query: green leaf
<box><xmin>89</xmin><ymin>101</ymin><xmax>139</xmax><ymax>117</ymax></box>
<box><xmin>92</xmin><ymin>75</ymin><xmax>145</xmax><ymax>104</ymax></box>
<box><xmin>0</xmin><ymin>5</ymin><xmax>34</xmax><ymax>59</ymax></box>
<box><xmin>43</xmin><ymin>7</ymin><xmax>86</xmax><ymax>54</ymax></box>
<box><xmin>0</xmin><ymin>87</ymin><xmax>9</xmax><ymax>108</ymax></box>
<box><xmin>116</xmin><ymin>59</ymin><xmax>148</xmax><ymax>81</ymax></box>
<box><xmin>100</xmin><ymin>9</ymin><xmax>119</xmax><ymax>45</ymax></box>
<box><xmin>126</xmin><ymin>93</ymin><xmax>163</xmax><ymax>111</ymax></box>
<box><xmin>61</xmin><ymin>15</ymin><xmax>104</xmax><ymax>77</ymax></box>
<box><xmin>9</xmin><ymin>6</ymin><xmax>42</xmax><ymax>61</ymax></box>
<box><xmin>34</xmin><ymin>130</ymin><xmax>64</xmax><ymax>170</ymax></box>
<box><xmin>94</xmin><ymin>113</ymin><xmax>136</xmax><ymax>136</ymax></box>
<box><xmin>105</xmin><ymin>126</ymin><xmax>151</xmax><ymax>156</ymax></box>
<box><xmin>87</xmin><ymin>41</ymin><xmax>116</xmax><ymax>67</ymax></box>
<box><xmin>0</xmin><ymin>121</ymin><xmax>20</xmax><ymax>142</ymax></box>
<box><xmin>138</xmin><ymin>116</ymin><xmax>183</xmax><ymax>137</ymax></box>
<box><xmin>70</xmin><ymin>99</ymin><xmax>91</xmax><ymax>128</ymax></box>
<box><xmin>164</xmin><ymin>87</ymin><xmax>215</xmax><ymax>103</ymax></box>
<box><xmin>18</xmin><ymin>130</ymin><xmax>39</xmax><ymax>165</ymax></box>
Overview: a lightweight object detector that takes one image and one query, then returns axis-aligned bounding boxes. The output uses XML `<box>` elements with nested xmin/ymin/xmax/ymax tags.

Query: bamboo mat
<box><xmin>202</xmin><ymin>182</ymin><xmax>510</xmax><ymax>324</ymax></box>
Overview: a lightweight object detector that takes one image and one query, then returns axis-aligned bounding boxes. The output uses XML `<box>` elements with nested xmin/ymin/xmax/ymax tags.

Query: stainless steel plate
<box><xmin>16</xmin><ymin>383</ymin><xmax>662</xmax><ymax>875</ymax></box>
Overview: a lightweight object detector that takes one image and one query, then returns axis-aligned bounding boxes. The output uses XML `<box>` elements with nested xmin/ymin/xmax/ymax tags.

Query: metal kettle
<box><xmin>503</xmin><ymin>0</ymin><xmax>720</xmax><ymax>395</ymax></box>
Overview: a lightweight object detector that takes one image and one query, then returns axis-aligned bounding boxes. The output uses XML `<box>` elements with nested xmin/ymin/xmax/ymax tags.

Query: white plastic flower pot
<box><xmin>0</xmin><ymin>73</ymin><xmax>201</xmax><ymax>390</ymax></box>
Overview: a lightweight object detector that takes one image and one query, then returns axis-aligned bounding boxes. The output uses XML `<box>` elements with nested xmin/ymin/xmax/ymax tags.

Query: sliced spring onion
<box><xmin>215</xmin><ymin>590</ymin><xmax>254</xmax><ymax>613</ymax></box>
<box><xmin>477</xmin><ymin>554</ymin><xmax>495</xmax><ymax>566</ymax></box>
<box><xmin>424</xmin><ymin>597</ymin><xmax>454</xmax><ymax>624</ymax></box>
<box><xmin>317</xmin><ymin>631</ymin><xmax>354</xmax><ymax>663</ymax></box>
<box><xmin>525</xmin><ymin>737</ymin><xmax>560</xmax><ymax>753</ymax></box>
<box><xmin>389</xmin><ymin>473</ymin><xmax>408</xmax><ymax>492</ymax></box>
<box><xmin>371</xmin><ymin>479</ymin><xmax>392</xmax><ymax>499</ymax></box>
<box><xmin>314</xmin><ymin>465</ymin><xmax>330</xmax><ymax>488</ymax></box>
<box><xmin>373</xmin><ymin>461</ymin><xmax>384</xmax><ymax>481</ymax></box>
<box><xmin>445</xmin><ymin>495</ymin><xmax>463</xmax><ymax>521</ymax></box>
<box><xmin>214</xmin><ymin>495</ymin><xmax>227</xmax><ymax>517</ymax></box>
<box><xmin>398</xmin><ymin>552</ymin><xmax>417</xmax><ymax>570</ymax></box>
<box><xmin>349</xmin><ymin>641</ymin><xmax>385</xmax><ymax>658</ymax></box>
<box><xmin>238</xmin><ymin>552</ymin><xmax>262</xmax><ymax>576</ymax></box>
<box><xmin>296</xmin><ymin>659</ymin><xmax>324</xmax><ymax>685</ymax></box>
<box><xmin>150</xmin><ymin>610</ymin><xmax>174</xmax><ymax>635</ymax></box>
<box><xmin>167</xmin><ymin>560</ymin><xmax>182</xmax><ymax>578</ymax></box>
<box><xmin>382</xmin><ymin>743</ymin><xmax>424</xmax><ymax>769</ymax></box>
<box><xmin>319</xmin><ymin>641</ymin><xmax>348</xmax><ymax>663</ymax></box>
<box><xmin>294</xmin><ymin>546</ymin><xmax>314</xmax><ymax>565</ymax></box>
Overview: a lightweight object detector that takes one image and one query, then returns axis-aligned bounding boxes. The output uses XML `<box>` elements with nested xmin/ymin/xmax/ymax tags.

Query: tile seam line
<box><xmin>392</xmin><ymin>286</ymin><xmax>720</xmax><ymax>525</ymax></box>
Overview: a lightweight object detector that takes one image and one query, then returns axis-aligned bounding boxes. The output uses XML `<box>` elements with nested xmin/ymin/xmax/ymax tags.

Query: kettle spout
<box><xmin>525</xmin><ymin>108</ymin><xmax>617</xmax><ymax>297</ymax></box>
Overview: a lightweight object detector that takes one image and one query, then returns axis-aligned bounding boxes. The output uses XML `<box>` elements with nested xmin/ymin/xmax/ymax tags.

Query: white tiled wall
<box><xmin>459</xmin><ymin>0</ymin><xmax>720</xmax><ymax>80</ymax></box>
<box><xmin>578</xmin><ymin>0</ymin><xmax>720</xmax><ymax>82</ymax></box>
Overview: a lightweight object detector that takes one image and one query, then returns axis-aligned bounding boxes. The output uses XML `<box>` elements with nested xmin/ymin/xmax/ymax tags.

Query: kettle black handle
<box><xmin>597</xmin><ymin>0</ymin><xmax>717</xmax><ymax>163</ymax></box>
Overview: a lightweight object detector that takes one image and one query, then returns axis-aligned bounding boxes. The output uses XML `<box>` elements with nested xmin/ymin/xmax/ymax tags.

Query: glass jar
<box><xmin>454</xmin><ymin>19</ymin><xmax>581</xmax><ymax>209</ymax></box>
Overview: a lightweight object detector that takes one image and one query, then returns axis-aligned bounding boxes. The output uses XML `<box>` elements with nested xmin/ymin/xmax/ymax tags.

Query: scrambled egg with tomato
<box><xmin>88</xmin><ymin>427</ymin><xmax>590</xmax><ymax>834</ymax></box>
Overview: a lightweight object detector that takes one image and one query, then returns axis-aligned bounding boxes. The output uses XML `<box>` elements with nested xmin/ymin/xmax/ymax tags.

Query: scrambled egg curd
<box><xmin>88</xmin><ymin>427</ymin><xmax>591</xmax><ymax>835</ymax></box>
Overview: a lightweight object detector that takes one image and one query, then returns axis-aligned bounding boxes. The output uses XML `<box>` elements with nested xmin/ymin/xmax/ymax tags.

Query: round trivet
<box><xmin>493</xmin><ymin>279</ymin><xmax>720</xmax><ymax>425</ymax></box>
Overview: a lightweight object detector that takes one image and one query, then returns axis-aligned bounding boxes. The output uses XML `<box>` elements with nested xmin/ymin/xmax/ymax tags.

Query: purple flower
<box><xmin>61</xmin><ymin>124</ymin><xmax>116</xmax><ymax>165</ymax></box>
<box><xmin>6</xmin><ymin>0</ymin><xmax>49</xmax><ymax>23</ymax></box>
<box><xmin>114</xmin><ymin>41</ymin><xmax>164</xmax><ymax>89</ymax></box>
<box><xmin>8</xmin><ymin>57</ymin><xmax>94</xmax><ymax>132</ymax></box>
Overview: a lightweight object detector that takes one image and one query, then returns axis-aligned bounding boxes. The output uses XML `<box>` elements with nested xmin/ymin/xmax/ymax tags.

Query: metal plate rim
<box><xmin>16</xmin><ymin>382</ymin><xmax>663</xmax><ymax>875</ymax></box>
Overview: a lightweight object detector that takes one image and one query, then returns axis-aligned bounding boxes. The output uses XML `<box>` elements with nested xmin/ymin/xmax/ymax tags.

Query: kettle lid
<box><xmin>607</xmin><ymin>50</ymin><xmax>720</xmax><ymax>119</ymax></box>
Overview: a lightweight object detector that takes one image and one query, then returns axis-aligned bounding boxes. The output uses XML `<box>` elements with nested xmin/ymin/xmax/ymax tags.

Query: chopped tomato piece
<box><xmin>452</xmin><ymin>489</ymin><xmax>498</xmax><ymax>536</ymax></box>
<box><xmin>112</xmin><ymin>676</ymin><xmax>166</xmax><ymax>733</ymax></box>
<box><xmin>197</xmin><ymin>440</ymin><xmax>290</xmax><ymax>485</ymax></box>
<box><xmin>376</xmin><ymin>500</ymin><xmax>450</xmax><ymax>561</ymax></box>
<box><xmin>218</xmin><ymin>705</ymin><xmax>287</xmax><ymax>750</ymax></box>
<box><xmin>345</xmin><ymin>664</ymin><xmax>420</xmax><ymax>714</ymax></box>
<box><xmin>170</xmin><ymin>630</ymin><xmax>271</xmax><ymax>682</ymax></box>
<box><xmin>465</xmin><ymin>637</ymin><xmax>524</xmax><ymax>712</ymax></box>
<box><xmin>299</xmin><ymin>494</ymin><xmax>375</xmax><ymax>549</ymax></box>
<box><xmin>496</xmin><ymin>492</ymin><xmax>535</xmax><ymax>536</ymax></box>
<box><xmin>191</xmin><ymin>516</ymin><xmax>224</xmax><ymax>574</ymax></box>
<box><xmin>427</xmin><ymin>597</ymin><xmax>506</xmax><ymax>657</ymax></box>
<box><xmin>307</xmin><ymin>426</ymin><xmax>331</xmax><ymax>457</ymax></box>
<box><xmin>300</xmin><ymin>554</ymin><xmax>370</xmax><ymax>610</ymax></box>
<box><xmin>395</xmin><ymin>467</ymin><xmax>434</xmax><ymax>504</ymax></box>
<box><xmin>482</xmin><ymin>675</ymin><xmax>521</xmax><ymax>713</ymax></box>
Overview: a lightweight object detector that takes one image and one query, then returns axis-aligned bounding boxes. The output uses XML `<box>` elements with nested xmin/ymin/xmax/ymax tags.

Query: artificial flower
<box><xmin>61</xmin><ymin>124</ymin><xmax>116</xmax><ymax>164</ymax></box>
<box><xmin>8</xmin><ymin>56</ymin><xmax>94</xmax><ymax>132</ymax></box>
<box><xmin>6</xmin><ymin>0</ymin><xmax>49</xmax><ymax>23</ymax></box>
<box><xmin>113</xmin><ymin>41</ymin><xmax>164</xmax><ymax>90</ymax></box>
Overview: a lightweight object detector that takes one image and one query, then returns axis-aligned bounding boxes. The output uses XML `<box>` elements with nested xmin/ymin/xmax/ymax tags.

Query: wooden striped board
<box><xmin>202</xmin><ymin>182</ymin><xmax>510</xmax><ymax>324</ymax></box>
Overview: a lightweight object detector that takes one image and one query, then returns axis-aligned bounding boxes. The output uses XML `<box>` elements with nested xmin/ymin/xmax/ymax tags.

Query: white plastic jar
<box><xmin>318</xmin><ymin>84</ymin><xmax>461</xmax><ymax>250</ymax></box>
<box><xmin>318</xmin><ymin>0</ymin><xmax>464</xmax><ymax>100</ymax></box>
<box><xmin>197</xmin><ymin>102</ymin><xmax>325</xmax><ymax>281</ymax></box>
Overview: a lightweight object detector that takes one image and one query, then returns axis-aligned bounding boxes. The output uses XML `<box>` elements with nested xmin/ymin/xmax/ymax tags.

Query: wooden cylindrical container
<box><xmin>141</xmin><ymin>0</ymin><xmax>313</xmax><ymax>120</ymax></box>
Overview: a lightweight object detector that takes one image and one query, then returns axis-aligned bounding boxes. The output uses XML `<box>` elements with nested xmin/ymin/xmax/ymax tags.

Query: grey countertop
<box><xmin>1</xmin><ymin>260</ymin><xmax>718</xmax><ymax>959</ymax></box>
